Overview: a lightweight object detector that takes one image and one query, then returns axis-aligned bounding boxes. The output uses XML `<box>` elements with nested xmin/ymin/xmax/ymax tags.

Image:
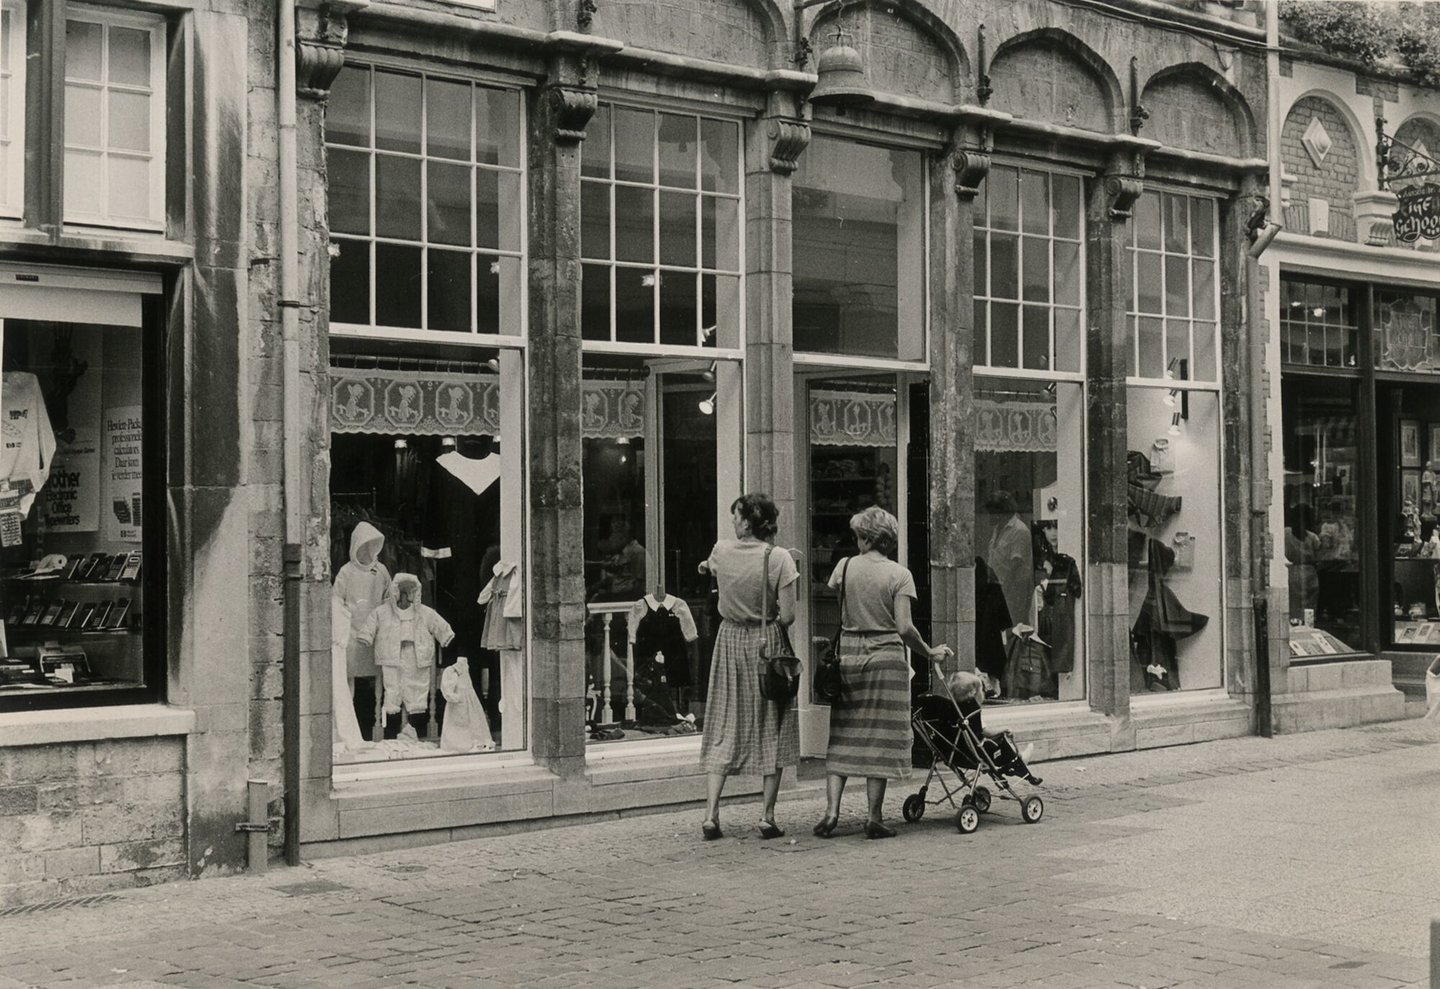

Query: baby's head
<box><xmin>945</xmin><ymin>670</ymin><xmax>986</xmax><ymax>706</ymax></box>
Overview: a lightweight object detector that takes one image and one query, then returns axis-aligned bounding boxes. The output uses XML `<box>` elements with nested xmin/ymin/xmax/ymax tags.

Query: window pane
<box><xmin>476</xmin><ymin>169</ymin><xmax>522</xmax><ymax>252</ymax></box>
<box><xmin>989</xmin><ymin>167</ymin><xmax>1018</xmax><ymax>231</ymax></box>
<box><xmin>581</xmin><ymin>181</ymin><xmax>610</xmax><ymax>260</ymax></box>
<box><xmin>107</xmin><ymin>155</ymin><xmax>149</xmax><ymax>220</ymax></box>
<box><xmin>1136</xmin><ymin>253</ymin><xmax>1162</xmax><ymax>314</ymax></box>
<box><xmin>702</xmin><ymin>274</ymin><xmax>741</xmax><ymax>348</ymax></box>
<box><xmin>375</xmin><ymin>155</ymin><xmax>421</xmax><ymax>241</ymax></box>
<box><xmin>1193</xmin><ymin>260</ymin><xmax>1216</xmax><ymax>320</ymax></box>
<box><xmin>328</xmin><ymin>149</ymin><xmax>369</xmax><ymax>236</ymax></box>
<box><xmin>991</xmin><ymin>302</ymin><xmax>1019</xmax><ymax>367</ymax></box>
<box><xmin>582</xmin><ymin>104</ymin><xmax>611</xmax><ymax>180</ymax></box>
<box><xmin>659</xmin><ymin>191</ymin><xmax>697</xmax><ymax>267</ymax></box>
<box><xmin>1166</xmin><ymin>319</ymin><xmax>1188</xmax><ymax>369</ymax></box>
<box><xmin>66</xmin><ymin>21</ymin><xmax>103</xmax><ymax>81</ymax></box>
<box><xmin>1052</xmin><ymin>175</ymin><xmax>1081</xmax><ymax>240</ymax></box>
<box><xmin>659</xmin><ymin>270</ymin><xmax>698</xmax><ymax>346</ymax></box>
<box><xmin>374</xmin><ymin>71</ymin><xmax>421</xmax><ymax>154</ymax></box>
<box><xmin>658</xmin><ymin>113</ymin><xmax>696</xmax><ymax>189</ymax></box>
<box><xmin>614</xmin><ymin>186</ymin><xmax>655</xmax><ymax>263</ymax></box>
<box><xmin>1127</xmin><ymin>317</ymin><xmax>1138</xmax><ymax>375</ymax></box>
<box><xmin>65</xmin><ymin>85</ymin><xmax>102</xmax><ymax>147</ymax></box>
<box><xmin>1022</xmin><ymin>306</ymin><xmax>1049</xmax><ymax>370</ymax></box>
<box><xmin>475</xmin><ymin>87</ymin><xmax>520</xmax><ymax>168</ymax></box>
<box><xmin>972</xmin><ymin>231</ymin><xmax>987</xmax><ymax>296</ymax></box>
<box><xmin>108</xmin><ymin>91</ymin><xmax>150</xmax><ymax>152</ymax></box>
<box><xmin>615</xmin><ymin>267</ymin><xmax>656</xmax><ymax>343</ymax></box>
<box><xmin>374</xmin><ymin>243</ymin><xmax>422</xmax><ymax>327</ymax></box>
<box><xmin>428</xmin><ymin>161</ymin><xmax>471</xmax><ymax>247</ymax></box>
<box><xmin>1135</xmin><ymin>193</ymin><xmax>1161</xmax><ymax>250</ymax></box>
<box><xmin>581</xmin><ymin>263</ymin><xmax>611</xmax><ymax>341</ymax></box>
<box><xmin>426</xmin><ymin>78</ymin><xmax>471</xmax><ymax>161</ymax></box>
<box><xmin>1190</xmin><ymin>198</ymin><xmax>1215</xmax><ymax>257</ymax></box>
<box><xmin>1054</xmin><ymin>242</ymin><xmax>1080</xmax><ymax>306</ymax></box>
<box><xmin>1163</xmin><ymin>193</ymin><xmax>1188</xmax><ymax>253</ymax></box>
<box><xmin>1164</xmin><ymin>256</ymin><xmax>1189</xmax><ymax>317</ymax></box>
<box><xmin>427</xmin><ymin>249</ymin><xmax>471</xmax><ymax>332</ymax></box>
<box><xmin>1137</xmin><ymin>316</ymin><xmax>1163</xmax><ymax>377</ymax></box>
<box><xmin>327</xmin><ymin>69</ymin><xmax>371</xmax><ymax>148</ymax></box>
<box><xmin>989</xmin><ymin>234</ymin><xmax>1018</xmax><ymax>299</ymax></box>
<box><xmin>329</xmin><ymin>239</ymin><xmax>370</xmax><ymax>324</ymax></box>
<box><xmin>1021</xmin><ymin>237</ymin><xmax>1049</xmax><ymax>303</ymax></box>
<box><xmin>700</xmin><ymin>118</ymin><xmax>738</xmax><ymax>195</ymax></box>
<box><xmin>64</xmin><ymin>150</ymin><xmax>102</xmax><ymax>215</ymax></box>
<box><xmin>1194</xmin><ymin>321</ymin><xmax>1217</xmax><ymax>381</ymax></box>
<box><xmin>108</xmin><ymin>27</ymin><xmax>150</xmax><ymax>86</ymax></box>
<box><xmin>1020</xmin><ymin>170</ymin><xmax>1048</xmax><ymax>235</ymax></box>
<box><xmin>1054</xmin><ymin>308</ymin><xmax>1081</xmax><ymax>373</ymax></box>
<box><xmin>476</xmin><ymin>254</ymin><xmax>502</xmax><ymax>334</ymax></box>
<box><xmin>973</xmin><ymin>299</ymin><xmax>988</xmax><ymax>365</ymax></box>
<box><xmin>614</xmin><ymin>108</ymin><xmax>654</xmax><ymax>184</ymax></box>
<box><xmin>701</xmin><ymin>196</ymin><xmax>739</xmax><ymax>271</ymax></box>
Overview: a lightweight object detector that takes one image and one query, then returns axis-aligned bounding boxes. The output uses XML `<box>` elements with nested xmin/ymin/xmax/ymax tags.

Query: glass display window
<box><xmin>1280</xmin><ymin>279</ymin><xmax>1357</xmax><ymax>369</ymax></box>
<box><xmin>580</xmin><ymin>356</ymin><xmax>740</xmax><ymax>745</ymax></box>
<box><xmin>326</xmin><ymin>65</ymin><xmax>525</xmax><ymax>338</ymax></box>
<box><xmin>1127</xmin><ymin>191</ymin><xmax>1219</xmax><ymax>383</ymax></box>
<box><xmin>974</xmin><ymin>165</ymin><xmax>1084</xmax><ymax>373</ymax></box>
<box><xmin>971</xmin><ymin>377</ymin><xmax>1085</xmax><ymax>704</ymax></box>
<box><xmin>1373</xmin><ymin>290</ymin><xmax>1440</xmax><ymax>373</ymax></box>
<box><xmin>792</xmin><ymin>137</ymin><xmax>925</xmax><ymax>361</ymax></box>
<box><xmin>1381</xmin><ymin>383</ymin><xmax>1440</xmax><ymax>649</ymax></box>
<box><xmin>579</xmin><ymin>105</ymin><xmax>743</xmax><ymax>351</ymax></box>
<box><xmin>328</xmin><ymin>341</ymin><xmax>526</xmax><ymax>762</ymax></box>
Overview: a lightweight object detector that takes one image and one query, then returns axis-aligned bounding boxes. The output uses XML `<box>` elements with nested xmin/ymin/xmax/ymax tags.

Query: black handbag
<box><xmin>758</xmin><ymin>545</ymin><xmax>802</xmax><ymax>704</ymax></box>
<box><xmin>813</xmin><ymin>558</ymin><xmax>848</xmax><ymax>704</ymax></box>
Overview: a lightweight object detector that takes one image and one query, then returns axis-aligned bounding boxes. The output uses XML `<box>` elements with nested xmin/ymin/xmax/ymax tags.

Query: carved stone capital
<box><xmin>767</xmin><ymin>118</ymin><xmax>811</xmax><ymax>175</ymax></box>
<box><xmin>552</xmin><ymin>86</ymin><xmax>598</xmax><ymax>142</ymax></box>
<box><xmin>953</xmin><ymin>149</ymin><xmax>991</xmax><ymax>199</ymax></box>
<box><xmin>297</xmin><ymin>40</ymin><xmax>346</xmax><ymax>100</ymax></box>
<box><xmin>1105</xmin><ymin>175</ymin><xmax>1145</xmax><ymax>221</ymax></box>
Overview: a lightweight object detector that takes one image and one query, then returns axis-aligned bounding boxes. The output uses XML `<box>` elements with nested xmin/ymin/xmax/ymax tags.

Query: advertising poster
<box><xmin>102</xmin><ymin>406</ymin><xmax>143</xmax><ymax>544</ymax></box>
<box><xmin>44</xmin><ymin>427</ymin><xmax>100</xmax><ymax>533</ymax></box>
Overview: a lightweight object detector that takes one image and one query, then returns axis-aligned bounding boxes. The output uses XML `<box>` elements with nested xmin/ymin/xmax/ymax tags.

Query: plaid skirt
<box><xmin>699</xmin><ymin>620</ymin><xmax>800</xmax><ymax>775</ymax></box>
<box><xmin>825</xmin><ymin>633</ymin><xmax>912</xmax><ymax>781</ymax></box>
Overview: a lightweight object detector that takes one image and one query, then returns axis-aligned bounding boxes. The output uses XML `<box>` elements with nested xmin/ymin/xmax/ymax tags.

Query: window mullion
<box><xmin>24</xmin><ymin>0</ymin><xmax>66</xmax><ymax>232</ymax></box>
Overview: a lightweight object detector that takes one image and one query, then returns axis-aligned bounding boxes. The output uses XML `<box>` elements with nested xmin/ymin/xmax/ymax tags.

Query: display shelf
<box><xmin>7</xmin><ymin>626</ymin><xmax>137</xmax><ymax>636</ymax></box>
<box><xmin>2</xmin><ymin>577</ymin><xmax>142</xmax><ymax>587</ymax></box>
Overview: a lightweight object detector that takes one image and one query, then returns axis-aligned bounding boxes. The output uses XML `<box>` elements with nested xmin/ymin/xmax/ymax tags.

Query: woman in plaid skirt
<box><xmin>814</xmin><ymin>506</ymin><xmax>952</xmax><ymax>840</ymax></box>
<box><xmin>697</xmin><ymin>493</ymin><xmax>800</xmax><ymax>841</ymax></box>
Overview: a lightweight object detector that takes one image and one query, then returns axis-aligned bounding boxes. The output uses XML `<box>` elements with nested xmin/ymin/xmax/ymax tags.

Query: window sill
<box><xmin>0</xmin><ymin>227</ymin><xmax>194</xmax><ymax>266</ymax></box>
<box><xmin>0</xmin><ymin>703</ymin><xmax>194</xmax><ymax>747</ymax></box>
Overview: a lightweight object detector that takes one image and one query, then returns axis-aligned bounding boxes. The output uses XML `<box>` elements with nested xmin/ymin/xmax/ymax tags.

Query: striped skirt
<box><xmin>825</xmin><ymin>632</ymin><xmax>912</xmax><ymax>781</ymax></box>
<box><xmin>699</xmin><ymin>620</ymin><xmax>800</xmax><ymax>775</ymax></box>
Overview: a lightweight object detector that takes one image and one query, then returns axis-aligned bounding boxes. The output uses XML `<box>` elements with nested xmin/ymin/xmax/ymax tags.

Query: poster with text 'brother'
<box><xmin>102</xmin><ymin>406</ymin><xmax>142</xmax><ymax>544</ymax></box>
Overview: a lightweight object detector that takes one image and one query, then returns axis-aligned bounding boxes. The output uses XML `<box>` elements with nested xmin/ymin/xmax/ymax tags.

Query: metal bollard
<box><xmin>1431</xmin><ymin>918</ymin><xmax>1438</xmax><ymax>988</ymax></box>
<box><xmin>234</xmin><ymin>779</ymin><xmax>271</xmax><ymax>874</ymax></box>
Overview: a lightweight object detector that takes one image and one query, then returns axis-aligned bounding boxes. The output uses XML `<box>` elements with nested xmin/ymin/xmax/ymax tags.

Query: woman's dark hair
<box><xmin>731</xmin><ymin>492</ymin><xmax>779</xmax><ymax>541</ymax></box>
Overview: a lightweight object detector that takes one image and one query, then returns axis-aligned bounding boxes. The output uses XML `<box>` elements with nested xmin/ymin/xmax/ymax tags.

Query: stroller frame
<box><xmin>902</xmin><ymin>658</ymin><xmax>1044</xmax><ymax>833</ymax></box>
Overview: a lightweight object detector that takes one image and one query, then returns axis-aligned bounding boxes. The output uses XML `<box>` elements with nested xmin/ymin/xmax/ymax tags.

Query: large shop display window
<box><xmin>972</xmin><ymin>378</ymin><xmax>1085</xmax><ymax>704</ymax></box>
<box><xmin>581</xmin><ymin>359</ymin><xmax>736</xmax><ymax>744</ymax></box>
<box><xmin>580</xmin><ymin>105</ymin><xmax>742</xmax><ymax>349</ymax></box>
<box><xmin>792</xmin><ymin>137</ymin><xmax>924</xmax><ymax>360</ymax></box>
<box><xmin>326</xmin><ymin>65</ymin><xmax>524</xmax><ymax>336</ymax></box>
<box><xmin>329</xmin><ymin>343</ymin><xmax>526</xmax><ymax>763</ymax></box>
<box><xmin>0</xmin><ymin>273</ymin><xmax>164</xmax><ymax>709</ymax></box>
<box><xmin>1125</xmin><ymin>191</ymin><xmax>1223</xmax><ymax>692</ymax></box>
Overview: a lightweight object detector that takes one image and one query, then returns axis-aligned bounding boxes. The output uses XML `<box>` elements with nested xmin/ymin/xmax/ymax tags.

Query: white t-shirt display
<box><xmin>0</xmin><ymin>372</ymin><xmax>56</xmax><ymax>517</ymax></box>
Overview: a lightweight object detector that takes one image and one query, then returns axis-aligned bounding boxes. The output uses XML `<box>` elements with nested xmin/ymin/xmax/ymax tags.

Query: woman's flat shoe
<box><xmin>758</xmin><ymin>820</ymin><xmax>785</xmax><ymax>840</ymax></box>
<box><xmin>811</xmin><ymin>815</ymin><xmax>838</xmax><ymax>838</ymax></box>
<box><xmin>701</xmin><ymin>820</ymin><xmax>722</xmax><ymax>841</ymax></box>
<box><xmin>864</xmin><ymin>820</ymin><xmax>897</xmax><ymax>840</ymax></box>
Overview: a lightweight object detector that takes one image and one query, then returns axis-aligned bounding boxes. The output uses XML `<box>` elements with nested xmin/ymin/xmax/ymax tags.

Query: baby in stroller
<box><xmin>944</xmin><ymin>670</ymin><xmax>1042</xmax><ymax>785</ymax></box>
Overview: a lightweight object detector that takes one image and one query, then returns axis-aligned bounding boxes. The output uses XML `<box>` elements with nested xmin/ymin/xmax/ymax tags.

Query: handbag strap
<box><xmin>829</xmin><ymin>557</ymin><xmax>851</xmax><ymax>655</ymax></box>
<box><xmin>760</xmin><ymin>544</ymin><xmax>774</xmax><ymax>635</ymax></box>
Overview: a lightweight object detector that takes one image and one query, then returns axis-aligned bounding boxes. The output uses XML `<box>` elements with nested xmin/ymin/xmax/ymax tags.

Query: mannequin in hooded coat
<box><xmin>333</xmin><ymin>521</ymin><xmax>391</xmax><ymax>734</ymax></box>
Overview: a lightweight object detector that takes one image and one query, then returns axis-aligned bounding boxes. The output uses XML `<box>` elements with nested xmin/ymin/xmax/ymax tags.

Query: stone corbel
<box><xmin>552</xmin><ymin>86</ymin><xmax>599</xmax><ymax>142</ymax></box>
<box><xmin>295</xmin><ymin>0</ymin><xmax>366</xmax><ymax>101</ymax></box>
<box><xmin>953</xmin><ymin>149</ymin><xmax>991</xmax><ymax>199</ymax></box>
<box><xmin>1104</xmin><ymin>150</ymin><xmax>1147</xmax><ymax>221</ymax></box>
<box><xmin>767</xmin><ymin>117</ymin><xmax>811</xmax><ymax>175</ymax></box>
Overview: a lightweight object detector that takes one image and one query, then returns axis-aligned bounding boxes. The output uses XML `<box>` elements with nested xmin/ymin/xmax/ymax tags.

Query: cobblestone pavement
<box><xmin>2</xmin><ymin>718</ymin><xmax>1438</xmax><ymax>989</ymax></box>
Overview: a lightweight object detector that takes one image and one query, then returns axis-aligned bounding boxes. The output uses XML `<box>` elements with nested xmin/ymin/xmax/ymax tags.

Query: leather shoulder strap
<box><xmin>761</xmin><ymin>544</ymin><xmax>774</xmax><ymax>631</ymax></box>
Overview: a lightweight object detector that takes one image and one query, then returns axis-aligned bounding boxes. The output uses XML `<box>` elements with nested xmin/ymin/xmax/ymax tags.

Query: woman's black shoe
<box><xmin>759</xmin><ymin>820</ymin><xmax>785</xmax><ymax>840</ymax></box>
<box><xmin>811</xmin><ymin>815</ymin><xmax>838</xmax><ymax>838</ymax></box>
<box><xmin>701</xmin><ymin>819</ymin><xmax>722</xmax><ymax>841</ymax></box>
<box><xmin>864</xmin><ymin>820</ymin><xmax>897</xmax><ymax>840</ymax></box>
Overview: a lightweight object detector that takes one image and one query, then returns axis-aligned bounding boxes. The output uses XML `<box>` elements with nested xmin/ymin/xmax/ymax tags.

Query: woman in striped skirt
<box><xmin>814</xmin><ymin>506</ymin><xmax>952</xmax><ymax>840</ymax></box>
<box><xmin>697</xmin><ymin>493</ymin><xmax>800</xmax><ymax>841</ymax></box>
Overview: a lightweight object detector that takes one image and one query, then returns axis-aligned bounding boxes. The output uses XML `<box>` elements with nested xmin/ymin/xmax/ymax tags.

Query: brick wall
<box><xmin>0</xmin><ymin>739</ymin><xmax>186</xmax><ymax>906</ymax></box>
<box><xmin>1280</xmin><ymin>96</ymin><xmax>1360</xmax><ymax>234</ymax></box>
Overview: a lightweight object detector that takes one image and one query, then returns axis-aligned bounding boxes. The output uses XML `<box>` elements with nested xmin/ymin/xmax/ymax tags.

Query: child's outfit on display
<box><xmin>356</xmin><ymin>572</ymin><xmax>455</xmax><ymax>739</ymax></box>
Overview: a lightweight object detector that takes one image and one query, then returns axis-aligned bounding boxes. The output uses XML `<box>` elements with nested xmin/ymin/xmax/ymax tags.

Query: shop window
<box><xmin>1127</xmin><ymin>192</ymin><xmax>1219</xmax><ymax>382</ymax></box>
<box><xmin>793</xmin><ymin>137</ymin><xmax>925</xmax><ymax>361</ymax></box>
<box><xmin>971</xmin><ymin>377</ymin><xmax>1085</xmax><ymax>704</ymax></box>
<box><xmin>974</xmin><ymin>165</ymin><xmax>1084</xmax><ymax>373</ymax></box>
<box><xmin>328</xmin><ymin>343</ymin><xmax>527</xmax><ymax>761</ymax></box>
<box><xmin>1125</xmin><ymin>384</ymin><xmax>1224</xmax><ymax>692</ymax></box>
<box><xmin>1373</xmin><ymin>290</ymin><xmax>1440</xmax><ymax>373</ymax></box>
<box><xmin>1280</xmin><ymin>279</ymin><xmax>1357</xmax><ymax>368</ymax></box>
<box><xmin>1383</xmin><ymin>383</ymin><xmax>1440</xmax><ymax>649</ymax></box>
<box><xmin>63</xmin><ymin>7</ymin><xmax>166</xmax><ymax>230</ymax></box>
<box><xmin>0</xmin><ymin>1</ymin><xmax>24</xmax><ymax>218</ymax></box>
<box><xmin>1281</xmin><ymin>377</ymin><xmax>1363</xmax><ymax>655</ymax></box>
<box><xmin>326</xmin><ymin>66</ymin><xmax>524</xmax><ymax>336</ymax></box>
<box><xmin>580</xmin><ymin>358</ymin><xmax>738</xmax><ymax>743</ymax></box>
<box><xmin>0</xmin><ymin>273</ymin><xmax>165</xmax><ymax>710</ymax></box>
<box><xmin>580</xmin><ymin>105</ymin><xmax>742</xmax><ymax>349</ymax></box>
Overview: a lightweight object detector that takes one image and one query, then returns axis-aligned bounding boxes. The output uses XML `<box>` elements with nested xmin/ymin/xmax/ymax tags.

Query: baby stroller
<box><xmin>902</xmin><ymin>660</ymin><xmax>1045</xmax><ymax>834</ymax></box>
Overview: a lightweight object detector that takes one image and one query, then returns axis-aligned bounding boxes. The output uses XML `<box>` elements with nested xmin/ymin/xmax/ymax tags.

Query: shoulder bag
<box><xmin>758</xmin><ymin>545</ymin><xmax>803</xmax><ymax>705</ymax></box>
<box><xmin>813</xmin><ymin>558</ymin><xmax>848</xmax><ymax>704</ymax></box>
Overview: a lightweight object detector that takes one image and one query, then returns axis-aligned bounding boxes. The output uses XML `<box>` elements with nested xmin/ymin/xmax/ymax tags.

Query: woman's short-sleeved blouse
<box><xmin>706</xmin><ymin>539</ymin><xmax>799</xmax><ymax>623</ymax></box>
<box><xmin>828</xmin><ymin>552</ymin><xmax>916</xmax><ymax>632</ymax></box>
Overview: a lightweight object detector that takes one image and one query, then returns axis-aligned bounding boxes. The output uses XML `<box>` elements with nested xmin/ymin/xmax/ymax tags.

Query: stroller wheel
<box><xmin>972</xmin><ymin>786</ymin><xmax>992</xmax><ymax>814</ymax></box>
<box><xmin>1021</xmin><ymin>795</ymin><xmax>1044</xmax><ymax>824</ymax></box>
<box><xmin>955</xmin><ymin>804</ymin><xmax>980</xmax><ymax>834</ymax></box>
<box><xmin>902</xmin><ymin>794</ymin><xmax>925</xmax><ymax>823</ymax></box>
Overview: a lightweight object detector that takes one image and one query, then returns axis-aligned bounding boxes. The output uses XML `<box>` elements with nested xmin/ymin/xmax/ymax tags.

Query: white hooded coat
<box><xmin>332</xmin><ymin>521</ymin><xmax>391</xmax><ymax>678</ymax></box>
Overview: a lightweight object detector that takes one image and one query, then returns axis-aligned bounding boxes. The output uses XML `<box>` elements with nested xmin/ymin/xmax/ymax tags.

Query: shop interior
<box><xmin>1382</xmin><ymin>382</ymin><xmax>1440</xmax><ymax>649</ymax></box>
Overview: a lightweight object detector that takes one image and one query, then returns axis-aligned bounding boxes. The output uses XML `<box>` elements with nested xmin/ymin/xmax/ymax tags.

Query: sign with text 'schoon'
<box><xmin>1393</xmin><ymin>182</ymin><xmax>1440</xmax><ymax>243</ymax></box>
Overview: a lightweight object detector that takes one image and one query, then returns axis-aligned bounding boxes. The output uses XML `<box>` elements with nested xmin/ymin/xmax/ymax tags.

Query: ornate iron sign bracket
<box><xmin>1377</xmin><ymin>116</ymin><xmax>1440</xmax><ymax>242</ymax></box>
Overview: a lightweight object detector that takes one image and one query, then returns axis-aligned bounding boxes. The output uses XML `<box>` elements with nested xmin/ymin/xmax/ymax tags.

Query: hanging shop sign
<box><xmin>974</xmin><ymin>399</ymin><xmax>1057</xmax><ymax>453</ymax></box>
<box><xmin>810</xmin><ymin>391</ymin><xmax>896</xmax><ymax>448</ymax></box>
<box><xmin>330</xmin><ymin>369</ymin><xmax>502</xmax><ymax>436</ymax></box>
<box><xmin>1393</xmin><ymin>183</ymin><xmax>1440</xmax><ymax>244</ymax></box>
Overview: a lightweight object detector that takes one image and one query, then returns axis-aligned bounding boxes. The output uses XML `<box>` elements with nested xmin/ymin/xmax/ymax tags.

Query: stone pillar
<box><xmin>743</xmin><ymin>98</ymin><xmax>808</xmax><ymax>537</ymax></box>
<box><xmin>527</xmin><ymin>57</ymin><xmax>597</xmax><ymax>777</ymax></box>
<box><xmin>926</xmin><ymin>137</ymin><xmax>989</xmax><ymax>673</ymax></box>
<box><xmin>1085</xmin><ymin>152</ymin><xmax>1145</xmax><ymax>726</ymax></box>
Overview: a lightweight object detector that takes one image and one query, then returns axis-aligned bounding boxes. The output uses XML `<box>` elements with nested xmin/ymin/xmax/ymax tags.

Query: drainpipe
<box><xmin>277</xmin><ymin>0</ymin><xmax>304</xmax><ymax>866</ymax></box>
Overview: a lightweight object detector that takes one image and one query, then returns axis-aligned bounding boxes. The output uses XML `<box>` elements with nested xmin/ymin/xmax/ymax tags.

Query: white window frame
<box><xmin>0</xmin><ymin>0</ymin><xmax>26</xmax><ymax>220</ymax></box>
<box><xmin>62</xmin><ymin>4</ymin><xmax>167</xmax><ymax>232</ymax></box>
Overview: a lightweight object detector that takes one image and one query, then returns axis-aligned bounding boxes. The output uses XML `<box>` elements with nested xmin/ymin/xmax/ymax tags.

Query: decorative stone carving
<box><xmin>297</xmin><ymin>40</ymin><xmax>346</xmax><ymax>100</ymax></box>
<box><xmin>767</xmin><ymin>118</ymin><xmax>811</xmax><ymax>175</ymax></box>
<box><xmin>552</xmin><ymin>87</ymin><xmax>598</xmax><ymax>142</ymax></box>
<box><xmin>577</xmin><ymin>0</ymin><xmax>598</xmax><ymax>30</ymax></box>
<box><xmin>1302</xmin><ymin>116</ymin><xmax>1332</xmax><ymax>168</ymax></box>
<box><xmin>1245</xmin><ymin>195</ymin><xmax>1271</xmax><ymax>243</ymax></box>
<box><xmin>1105</xmin><ymin>175</ymin><xmax>1144</xmax><ymax>221</ymax></box>
<box><xmin>953</xmin><ymin>149</ymin><xmax>991</xmax><ymax>199</ymax></box>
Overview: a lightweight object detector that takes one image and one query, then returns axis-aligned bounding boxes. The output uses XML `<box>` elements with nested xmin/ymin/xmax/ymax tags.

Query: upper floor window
<box><xmin>1280</xmin><ymin>278</ymin><xmax>1357</xmax><ymax>369</ymax></box>
<box><xmin>0</xmin><ymin>1</ymin><xmax>23</xmax><ymax>218</ymax></box>
<box><xmin>975</xmin><ymin>165</ymin><xmax>1083</xmax><ymax>374</ymax></box>
<box><xmin>326</xmin><ymin>65</ymin><xmax>525</xmax><ymax>337</ymax></box>
<box><xmin>580</xmin><ymin>104</ymin><xmax>742</xmax><ymax>350</ymax></box>
<box><xmin>1128</xmin><ymin>191</ymin><xmax>1219</xmax><ymax>383</ymax></box>
<box><xmin>793</xmin><ymin>136</ymin><xmax>924</xmax><ymax>362</ymax></box>
<box><xmin>63</xmin><ymin>7</ymin><xmax>167</xmax><ymax>230</ymax></box>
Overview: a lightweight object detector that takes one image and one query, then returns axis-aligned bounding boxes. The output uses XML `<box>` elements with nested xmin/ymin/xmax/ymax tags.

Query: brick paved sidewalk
<box><xmin>1</xmin><ymin>718</ymin><xmax>1437</xmax><ymax>989</ymax></box>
